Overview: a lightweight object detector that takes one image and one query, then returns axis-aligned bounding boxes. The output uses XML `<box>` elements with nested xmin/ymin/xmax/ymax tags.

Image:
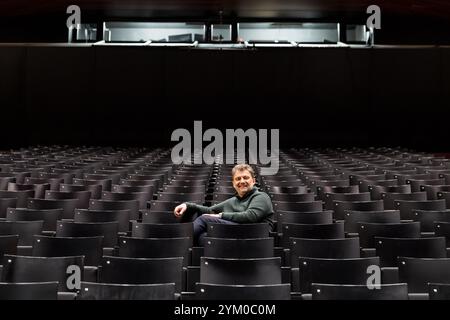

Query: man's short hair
<box><xmin>231</xmin><ymin>164</ymin><xmax>255</xmax><ymax>178</ymax></box>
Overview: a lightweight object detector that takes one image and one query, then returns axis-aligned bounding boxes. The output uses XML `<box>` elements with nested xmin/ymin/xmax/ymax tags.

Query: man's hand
<box><xmin>174</xmin><ymin>203</ymin><xmax>187</xmax><ymax>217</ymax></box>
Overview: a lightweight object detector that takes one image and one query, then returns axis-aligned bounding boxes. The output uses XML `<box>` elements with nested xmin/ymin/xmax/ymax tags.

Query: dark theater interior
<box><xmin>1</xmin><ymin>0</ymin><xmax>450</xmax><ymax>309</ymax></box>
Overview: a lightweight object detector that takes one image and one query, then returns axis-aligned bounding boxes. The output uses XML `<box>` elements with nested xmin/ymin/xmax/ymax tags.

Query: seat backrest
<box><xmin>6</xmin><ymin>208</ymin><xmax>62</xmax><ymax>231</ymax></box>
<box><xmin>74</xmin><ymin>208</ymin><xmax>131</xmax><ymax>233</ymax></box>
<box><xmin>27</xmin><ymin>198</ymin><xmax>78</xmax><ymax>219</ymax></box>
<box><xmin>207</xmin><ymin>223</ymin><xmax>270</xmax><ymax>239</ymax></box>
<box><xmin>73</xmin><ymin>178</ymin><xmax>112</xmax><ymax>192</ymax></box>
<box><xmin>273</xmin><ymin>201</ymin><xmax>323</xmax><ymax>213</ymax></box>
<box><xmin>100</xmin><ymin>256</ymin><xmax>184</xmax><ymax>292</ymax></box>
<box><xmin>399</xmin><ymin>257</ymin><xmax>450</xmax><ymax>293</ymax></box>
<box><xmin>158</xmin><ymin>192</ymin><xmax>205</xmax><ymax>203</ymax></box>
<box><xmin>344</xmin><ymin>210</ymin><xmax>401</xmax><ymax>233</ymax></box>
<box><xmin>77</xmin><ymin>282</ymin><xmax>176</xmax><ymax>300</ymax></box>
<box><xmin>89</xmin><ymin>199</ymin><xmax>139</xmax><ymax>220</ymax></box>
<box><xmin>200</xmin><ymin>257</ymin><xmax>282</xmax><ymax>285</ymax></box>
<box><xmin>32</xmin><ymin>235</ymin><xmax>103</xmax><ymax>266</ymax></box>
<box><xmin>56</xmin><ymin>220</ymin><xmax>118</xmax><ymax>247</ymax></box>
<box><xmin>289</xmin><ymin>237</ymin><xmax>360</xmax><ymax>267</ymax></box>
<box><xmin>299</xmin><ymin>257</ymin><xmax>380</xmax><ymax>293</ymax></box>
<box><xmin>112</xmin><ymin>184</ymin><xmax>154</xmax><ymax>196</ymax></box>
<box><xmin>0</xmin><ymin>220</ymin><xmax>44</xmax><ymax>246</ymax></box>
<box><xmin>311</xmin><ymin>283</ymin><xmax>408</xmax><ymax>300</ymax></box>
<box><xmin>0</xmin><ymin>282</ymin><xmax>58</xmax><ymax>300</ymax></box>
<box><xmin>395</xmin><ymin>199</ymin><xmax>446</xmax><ymax>220</ymax></box>
<box><xmin>101</xmin><ymin>191</ymin><xmax>151</xmax><ymax>209</ymax></box>
<box><xmin>434</xmin><ymin>221</ymin><xmax>450</xmax><ymax>247</ymax></box>
<box><xmin>118</xmin><ymin>236</ymin><xmax>191</xmax><ymax>265</ymax></box>
<box><xmin>324</xmin><ymin>192</ymin><xmax>371</xmax><ymax>210</ymax></box>
<box><xmin>383</xmin><ymin>192</ymin><xmax>427</xmax><ymax>210</ymax></box>
<box><xmin>276</xmin><ymin>210</ymin><xmax>333</xmax><ymax>233</ymax></box>
<box><xmin>0</xmin><ymin>235</ymin><xmax>18</xmax><ymax>260</ymax></box>
<box><xmin>333</xmin><ymin>200</ymin><xmax>384</xmax><ymax>220</ymax></box>
<box><xmin>0</xmin><ymin>198</ymin><xmax>17</xmax><ymax>218</ymax></box>
<box><xmin>1</xmin><ymin>254</ymin><xmax>84</xmax><ymax>292</ymax></box>
<box><xmin>358</xmin><ymin>221</ymin><xmax>421</xmax><ymax>248</ymax></box>
<box><xmin>45</xmin><ymin>190</ymin><xmax>91</xmax><ymax>209</ymax></box>
<box><xmin>375</xmin><ymin>236</ymin><xmax>447</xmax><ymax>267</ymax></box>
<box><xmin>131</xmin><ymin>222</ymin><xmax>193</xmax><ymax>241</ymax></box>
<box><xmin>270</xmin><ymin>193</ymin><xmax>315</xmax><ymax>203</ymax></box>
<box><xmin>60</xmin><ymin>183</ymin><xmax>102</xmax><ymax>199</ymax></box>
<box><xmin>141</xmin><ymin>210</ymin><xmax>180</xmax><ymax>224</ymax></box>
<box><xmin>195</xmin><ymin>283</ymin><xmax>291</xmax><ymax>300</ymax></box>
<box><xmin>429</xmin><ymin>283</ymin><xmax>450</xmax><ymax>300</ymax></box>
<box><xmin>203</xmin><ymin>237</ymin><xmax>274</xmax><ymax>259</ymax></box>
<box><xmin>368</xmin><ymin>184</ymin><xmax>411</xmax><ymax>200</ymax></box>
<box><xmin>281</xmin><ymin>222</ymin><xmax>345</xmax><ymax>247</ymax></box>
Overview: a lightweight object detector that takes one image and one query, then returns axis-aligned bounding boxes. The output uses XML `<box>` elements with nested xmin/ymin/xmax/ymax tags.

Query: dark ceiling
<box><xmin>1</xmin><ymin>0</ymin><xmax>450</xmax><ymax>19</ymax></box>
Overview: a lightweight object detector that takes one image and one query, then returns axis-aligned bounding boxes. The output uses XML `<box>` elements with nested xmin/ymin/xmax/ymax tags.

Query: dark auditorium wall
<box><xmin>0</xmin><ymin>45</ymin><xmax>448</xmax><ymax>151</ymax></box>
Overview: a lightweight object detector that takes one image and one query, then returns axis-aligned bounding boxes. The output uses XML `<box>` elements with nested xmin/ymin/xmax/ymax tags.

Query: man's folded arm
<box><xmin>185</xmin><ymin>201</ymin><xmax>226</xmax><ymax>215</ymax></box>
<box><xmin>221</xmin><ymin>194</ymin><xmax>273</xmax><ymax>223</ymax></box>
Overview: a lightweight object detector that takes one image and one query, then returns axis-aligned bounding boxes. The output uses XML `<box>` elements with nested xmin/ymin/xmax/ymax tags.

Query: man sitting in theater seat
<box><xmin>173</xmin><ymin>164</ymin><xmax>274</xmax><ymax>246</ymax></box>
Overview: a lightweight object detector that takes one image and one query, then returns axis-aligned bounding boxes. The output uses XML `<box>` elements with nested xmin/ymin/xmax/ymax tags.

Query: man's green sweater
<box><xmin>186</xmin><ymin>187</ymin><xmax>274</xmax><ymax>228</ymax></box>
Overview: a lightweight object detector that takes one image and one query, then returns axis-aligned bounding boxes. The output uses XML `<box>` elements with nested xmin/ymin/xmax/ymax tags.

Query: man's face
<box><xmin>232</xmin><ymin>169</ymin><xmax>256</xmax><ymax>197</ymax></box>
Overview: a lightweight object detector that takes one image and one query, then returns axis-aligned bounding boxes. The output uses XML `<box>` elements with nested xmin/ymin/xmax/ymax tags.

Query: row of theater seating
<box><xmin>1</xmin><ymin>146</ymin><xmax>450</xmax><ymax>299</ymax></box>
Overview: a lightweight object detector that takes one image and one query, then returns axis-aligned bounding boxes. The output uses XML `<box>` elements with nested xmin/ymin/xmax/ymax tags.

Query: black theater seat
<box><xmin>32</xmin><ymin>235</ymin><xmax>103</xmax><ymax>266</ymax></box>
<box><xmin>203</xmin><ymin>237</ymin><xmax>274</xmax><ymax>259</ymax></box>
<box><xmin>1</xmin><ymin>254</ymin><xmax>84</xmax><ymax>292</ymax></box>
<box><xmin>195</xmin><ymin>283</ymin><xmax>291</xmax><ymax>300</ymax></box>
<box><xmin>200</xmin><ymin>257</ymin><xmax>282</xmax><ymax>285</ymax></box>
<box><xmin>0</xmin><ymin>282</ymin><xmax>58</xmax><ymax>300</ymax></box>
<box><xmin>207</xmin><ymin>223</ymin><xmax>271</xmax><ymax>239</ymax></box>
<box><xmin>78</xmin><ymin>282</ymin><xmax>176</xmax><ymax>300</ymax></box>
<box><xmin>99</xmin><ymin>256</ymin><xmax>184</xmax><ymax>292</ymax></box>
<box><xmin>298</xmin><ymin>257</ymin><xmax>380</xmax><ymax>293</ymax></box>
<box><xmin>311</xmin><ymin>283</ymin><xmax>408</xmax><ymax>300</ymax></box>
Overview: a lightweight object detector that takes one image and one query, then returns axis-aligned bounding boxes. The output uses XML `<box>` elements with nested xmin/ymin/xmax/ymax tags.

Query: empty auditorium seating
<box><xmin>1</xmin><ymin>147</ymin><xmax>450</xmax><ymax>301</ymax></box>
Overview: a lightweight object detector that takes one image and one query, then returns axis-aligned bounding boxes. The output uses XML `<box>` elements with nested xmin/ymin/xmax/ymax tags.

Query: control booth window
<box><xmin>237</xmin><ymin>22</ymin><xmax>339</xmax><ymax>44</ymax></box>
<box><xmin>103</xmin><ymin>22</ymin><xmax>206</xmax><ymax>43</ymax></box>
